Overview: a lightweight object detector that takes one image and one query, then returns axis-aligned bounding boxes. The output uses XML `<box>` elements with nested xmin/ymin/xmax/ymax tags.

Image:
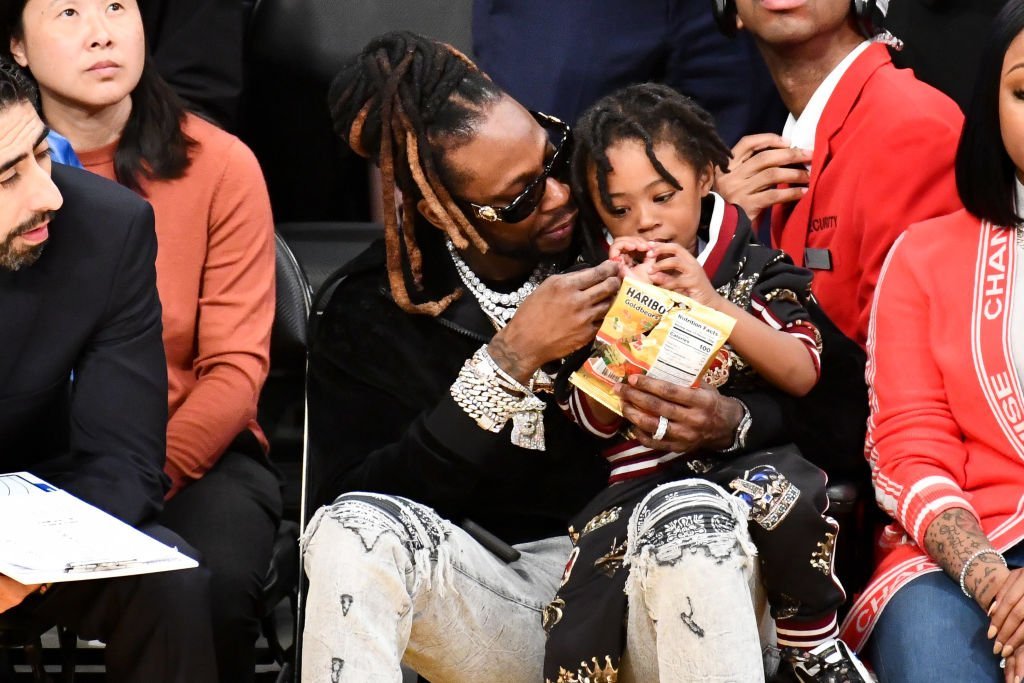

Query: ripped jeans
<box><xmin>619</xmin><ymin>480</ymin><xmax>775</xmax><ymax>682</ymax></box>
<box><xmin>300</xmin><ymin>482</ymin><xmax>773</xmax><ymax>683</ymax></box>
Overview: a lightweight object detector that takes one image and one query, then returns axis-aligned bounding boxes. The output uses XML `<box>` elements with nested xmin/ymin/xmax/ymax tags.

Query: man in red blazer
<box><xmin>712</xmin><ymin>3</ymin><xmax>968</xmax><ymax>662</ymax></box>
<box><xmin>715</xmin><ymin>0</ymin><xmax>964</xmax><ymax>349</ymax></box>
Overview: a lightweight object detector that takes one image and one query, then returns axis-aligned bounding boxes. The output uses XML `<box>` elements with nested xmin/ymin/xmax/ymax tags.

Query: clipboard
<box><xmin>0</xmin><ymin>472</ymin><xmax>197</xmax><ymax>584</ymax></box>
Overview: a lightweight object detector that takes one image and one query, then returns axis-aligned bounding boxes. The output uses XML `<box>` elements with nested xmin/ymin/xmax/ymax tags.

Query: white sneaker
<box><xmin>785</xmin><ymin>639</ymin><xmax>875</xmax><ymax>683</ymax></box>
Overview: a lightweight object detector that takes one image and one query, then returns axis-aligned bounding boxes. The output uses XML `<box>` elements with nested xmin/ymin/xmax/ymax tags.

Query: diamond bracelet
<box><xmin>450</xmin><ymin>346</ymin><xmax>546</xmax><ymax>450</ymax></box>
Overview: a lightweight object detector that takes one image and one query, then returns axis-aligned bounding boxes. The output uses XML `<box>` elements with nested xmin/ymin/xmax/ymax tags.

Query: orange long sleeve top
<box><xmin>77</xmin><ymin>114</ymin><xmax>276</xmax><ymax>497</ymax></box>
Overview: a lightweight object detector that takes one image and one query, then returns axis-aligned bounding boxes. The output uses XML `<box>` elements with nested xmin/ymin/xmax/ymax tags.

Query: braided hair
<box><xmin>329</xmin><ymin>31</ymin><xmax>503</xmax><ymax>315</ymax></box>
<box><xmin>569</xmin><ymin>83</ymin><xmax>731</xmax><ymax>259</ymax></box>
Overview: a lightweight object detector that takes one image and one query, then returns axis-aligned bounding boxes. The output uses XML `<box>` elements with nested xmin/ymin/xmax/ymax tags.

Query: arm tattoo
<box><xmin>487</xmin><ymin>336</ymin><xmax>534</xmax><ymax>385</ymax></box>
<box><xmin>923</xmin><ymin>508</ymin><xmax>1002</xmax><ymax>605</ymax></box>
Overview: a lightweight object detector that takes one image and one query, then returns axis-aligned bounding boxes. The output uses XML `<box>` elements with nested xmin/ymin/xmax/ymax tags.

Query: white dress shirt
<box><xmin>781</xmin><ymin>41</ymin><xmax>872</xmax><ymax>155</ymax></box>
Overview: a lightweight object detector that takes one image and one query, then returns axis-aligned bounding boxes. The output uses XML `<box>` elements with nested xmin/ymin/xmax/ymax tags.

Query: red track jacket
<box><xmin>840</xmin><ymin>212</ymin><xmax>1024</xmax><ymax>650</ymax></box>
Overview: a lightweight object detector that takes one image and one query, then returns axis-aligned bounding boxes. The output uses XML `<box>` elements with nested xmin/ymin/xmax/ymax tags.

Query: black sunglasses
<box><xmin>458</xmin><ymin>110</ymin><xmax>572</xmax><ymax>224</ymax></box>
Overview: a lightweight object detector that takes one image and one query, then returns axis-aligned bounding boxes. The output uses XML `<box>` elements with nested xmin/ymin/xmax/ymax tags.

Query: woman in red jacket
<box><xmin>838</xmin><ymin>3</ymin><xmax>1024</xmax><ymax>681</ymax></box>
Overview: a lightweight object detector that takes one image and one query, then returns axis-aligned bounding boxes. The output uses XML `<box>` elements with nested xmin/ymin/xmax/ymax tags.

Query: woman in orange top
<box><xmin>4</xmin><ymin>2</ymin><xmax>280</xmax><ymax>681</ymax></box>
<box><xmin>838</xmin><ymin>3</ymin><xmax>1024</xmax><ymax>681</ymax></box>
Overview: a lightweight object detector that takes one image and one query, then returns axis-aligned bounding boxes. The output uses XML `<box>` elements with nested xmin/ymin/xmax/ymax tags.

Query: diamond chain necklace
<box><xmin>445</xmin><ymin>238</ymin><xmax>555</xmax><ymax>326</ymax></box>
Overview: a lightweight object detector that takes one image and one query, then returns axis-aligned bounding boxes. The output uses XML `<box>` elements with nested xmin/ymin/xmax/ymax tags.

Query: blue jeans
<box><xmin>866</xmin><ymin>541</ymin><xmax>1024</xmax><ymax>682</ymax></box>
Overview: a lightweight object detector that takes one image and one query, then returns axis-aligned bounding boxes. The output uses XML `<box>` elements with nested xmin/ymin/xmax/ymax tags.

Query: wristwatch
<box><xmin>719</xmin><ymin>399</ymin><xmax>751</xmax><ymax>454</ymax></box>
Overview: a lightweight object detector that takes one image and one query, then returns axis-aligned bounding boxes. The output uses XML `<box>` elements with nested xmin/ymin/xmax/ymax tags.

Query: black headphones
<box><xmin>711</xmin><ymin>0</ymin><xmax>886</xmax><ymax>40</ymax></box>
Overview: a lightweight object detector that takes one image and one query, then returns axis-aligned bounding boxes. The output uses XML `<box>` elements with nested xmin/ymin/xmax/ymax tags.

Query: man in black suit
<box><xmin>0</xmin><ymin>60</ymin><xmax>217</xmax><ymax>682</ymax></box>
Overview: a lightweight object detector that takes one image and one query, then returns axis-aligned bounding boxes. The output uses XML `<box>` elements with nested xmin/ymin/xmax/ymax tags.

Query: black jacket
<box><xmin>701</xmin><ymin>198</ymin><xmax>869</xmax><ymax>480</ymax></box>
<box><xmin>0</xmin><ymin>164</ymin><xmax>168</xmax><ymax>526</ymax></box>
<box><xmin>307</xmin><ymin>234</ymin><xmax>609</xmax><ymax>544</ymax></box>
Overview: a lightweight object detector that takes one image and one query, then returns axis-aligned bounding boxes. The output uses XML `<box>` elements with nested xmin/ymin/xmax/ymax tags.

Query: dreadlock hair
<box><xmin>569</xmin><ymin>83</ymin><xmax>731</xmax><ymax>261</ymax></box>
<box><xmin>328</xmin><ymin>30</ymin><xmax>503</xmax><ymax>316</ymax></box>
<box><xmin>2</xmin><ymin>0</ymin><xmax>196</xmax><ymax>195</ymax></box>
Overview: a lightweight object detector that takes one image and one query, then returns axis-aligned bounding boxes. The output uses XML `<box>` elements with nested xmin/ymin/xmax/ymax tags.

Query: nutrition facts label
<box><xmin>645</xmin><ymin>310</ymin><xmax>725</xmax><ymax>388</ymax></box>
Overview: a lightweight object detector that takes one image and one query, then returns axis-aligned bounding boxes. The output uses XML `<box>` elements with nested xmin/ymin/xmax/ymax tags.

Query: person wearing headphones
<box><xmin>710</xmin><ymin>0</ymin><xmax>965</xmax><ymax>516</ymax></box>
<box><xmin>714</xmin><ymin>0</ymin><xmax>963</xmax><ymax>350</ymax></box>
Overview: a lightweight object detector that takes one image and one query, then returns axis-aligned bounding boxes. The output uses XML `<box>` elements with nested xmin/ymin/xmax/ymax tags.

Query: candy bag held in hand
<box><xmin>570</xmin><ymin>277</ymin><xmax>736</xmax><ymax>415</ymax></box>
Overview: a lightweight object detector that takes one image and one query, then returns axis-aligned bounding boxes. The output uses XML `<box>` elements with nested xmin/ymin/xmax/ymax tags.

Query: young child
<box><xmin>545</xmin><ymin>84</ymin><xmax>868</xmax><ymax>683</ymax></box>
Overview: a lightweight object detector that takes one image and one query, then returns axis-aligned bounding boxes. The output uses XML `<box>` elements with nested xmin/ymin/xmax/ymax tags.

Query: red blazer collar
<box><xmin>773</xmin><ymin>43</ymin><xmax>892</xmax><ymax>260</ymax></box>
<box><xmin>815</xmin><ymin>43</ymin><xmax>892</xmax><ymax>154</ymax></box>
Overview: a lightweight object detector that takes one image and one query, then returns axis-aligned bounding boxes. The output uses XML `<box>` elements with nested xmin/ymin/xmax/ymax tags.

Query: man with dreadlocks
<box><xmin>300</xmin><ymin>31</ymin><xmax>772</xmax><ymax>682</ymax></box>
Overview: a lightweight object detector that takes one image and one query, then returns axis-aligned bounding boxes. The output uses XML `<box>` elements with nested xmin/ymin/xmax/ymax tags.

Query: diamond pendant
<box><xmin>511</xmin><ymin>409</ymin><xmax>545</xmax><ymax>451</ymax></box>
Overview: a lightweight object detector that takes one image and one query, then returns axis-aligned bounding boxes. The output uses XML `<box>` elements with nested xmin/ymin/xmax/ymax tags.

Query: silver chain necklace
<box><xmin>445</xmin><ymin>238</ymin><xmax>555</xmax><ymax>326</ymax></box>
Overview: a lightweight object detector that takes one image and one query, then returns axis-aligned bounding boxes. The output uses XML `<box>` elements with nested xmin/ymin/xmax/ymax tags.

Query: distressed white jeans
<box><xmin>301</xmin><ymin>482</ymin><xmax>774</xmax><ymax>683</ymax></box>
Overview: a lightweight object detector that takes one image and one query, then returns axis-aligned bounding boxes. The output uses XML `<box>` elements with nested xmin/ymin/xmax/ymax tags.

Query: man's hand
<box><xmin>490</xmin><ymin>260</ymin><xmax>622</xmax><ymax>383</ymax></box>
<box><xmin>0</xmin><ymin>574</ymin><xmax>39</xmax><ymax>614</ymax></box>
<box><xmin>714</xmin><ymin>134</ymin><xmax>811</xmax><ymax>224</ymax></box>
<box><xmin>615</xmin><ymin>375</ymin><xmax>743</xmax><ymax>452</ymax></box>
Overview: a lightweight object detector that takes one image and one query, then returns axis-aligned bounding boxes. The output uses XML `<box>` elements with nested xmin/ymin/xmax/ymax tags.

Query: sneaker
<box><xmin>782</xmin><ymin>639</ymin><xmax>875</xmax><ymax>683</ymax></box>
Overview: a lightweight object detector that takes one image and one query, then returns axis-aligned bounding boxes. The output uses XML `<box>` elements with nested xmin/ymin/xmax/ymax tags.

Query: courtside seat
<box><xmin>259</xmin><ymin>224</ymin><xmax>382</xmax><ymax>682</ymax></box>
<box><xmin>276</xmin><ymin>222</ymin><xmax>382</xmax><ymax>295</ymax></box>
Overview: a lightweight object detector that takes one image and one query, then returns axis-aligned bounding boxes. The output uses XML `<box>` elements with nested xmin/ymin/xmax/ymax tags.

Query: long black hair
<box><xmin>956</xmin><ymin>0</ymin><xmax>1024</xmax><ymax>227</ymax></box>
<box><xmin>328</xmin><ymin>30</ymin><xmax>503</xmax><ymax>315</ymax></box>
<box><xmin>569</xmin><ymin>83</ymin><xmax>731</xmax><ymax>260</ymax></box>
<box><xmin>2</xmin><ymin>1</ymin><xmax>195</xmax><ymax>194</ymax></box>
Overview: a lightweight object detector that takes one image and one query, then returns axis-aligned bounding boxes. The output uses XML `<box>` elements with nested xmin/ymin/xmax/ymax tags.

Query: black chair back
<box><xmin>270</xmin><ymin>220</ymin><xmax>380</xmax><ymax>683</ymax></box>
<box><xmin>272</xmin><ymin>232</ymin><xmax>313</xmax><ymax>368</ymax></box>
<box><xmin>261</xmin><ymin>233</ymin><xmax>313</xmax><ymax>515</ymax></box>
<box><xmin>276</xmin><ymin>222</ymin><xmax>382</xmax><ymax>296</ymax></box>
<box><xmin>248</xmin><ymin>0</ymin><xmax>473</xmax><ymax>84</ymax></box>
<box><xmin>258</xmin><ymin>233</ymin><xmax>313</xmax><ymax>683</ymax></box>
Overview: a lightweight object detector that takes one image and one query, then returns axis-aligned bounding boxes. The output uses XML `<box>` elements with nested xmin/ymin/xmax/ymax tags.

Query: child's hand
<box><xmin>648</xmin><ymin>242</ymin><xmax>721</xmax><ymax>307</ymax></box>
<box><xmin>608</xmin><ymin>236</ymin><xmax>655</xmax><ymax>282</ymax></box>
<box><xmin>608</xmin><ymin>236</ymin><xmax>651</xmax><ymax>266</ymax></box>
